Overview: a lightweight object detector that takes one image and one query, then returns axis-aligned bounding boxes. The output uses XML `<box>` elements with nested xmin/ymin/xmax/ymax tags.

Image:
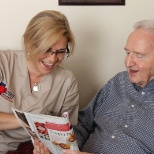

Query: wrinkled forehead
<box><xmin>127</xmin><ymin>29</ymin><xmax>154</xmax><ymax>46</ymax></box>
<box><xmin>124</xmin><ymin>29</ymin><xmax>154</xmax><ymax>54</ymax></box>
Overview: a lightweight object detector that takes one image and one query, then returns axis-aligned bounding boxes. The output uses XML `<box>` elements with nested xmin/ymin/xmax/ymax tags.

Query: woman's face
<box><xmin>28</xmin><ymin>36</ymin><xmax>68</xmax><ymax>76</ymax></box>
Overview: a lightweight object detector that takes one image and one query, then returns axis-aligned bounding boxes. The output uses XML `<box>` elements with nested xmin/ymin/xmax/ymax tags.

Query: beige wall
<box><xmin>0</xmin><ymin>0</ymin><xmax>154</xmax><ymax>109</ymax></box>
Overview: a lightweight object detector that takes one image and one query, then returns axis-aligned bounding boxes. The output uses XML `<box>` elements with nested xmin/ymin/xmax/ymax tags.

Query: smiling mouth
<box><xmin>42</xmin><ymin>61</ymin><xmax>54</xmax><ymax>68</ymax></box>
<box><xmin>129</xmin><ymin>69</ymin><xmax>138</xmax><ymax>74</ymax></box>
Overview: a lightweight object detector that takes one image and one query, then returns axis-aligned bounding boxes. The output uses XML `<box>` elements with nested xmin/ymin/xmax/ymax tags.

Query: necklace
<box><xmin>32</xmin><ymin>83</ymin><xmax>40</xmax><ymax>92</ymax></box>
<box><xmin>32</xmin><ymin>75</ymin><xmax>47</xmax><ymax>92</ymax></box>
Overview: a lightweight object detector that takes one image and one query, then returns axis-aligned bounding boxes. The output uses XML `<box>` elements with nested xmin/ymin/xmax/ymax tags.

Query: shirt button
<box><xmin>111</xmin><ymin>135</ymin><xmax>115</xmax><ymax>139</ymax></box>
<box><xmin>131</xmin><ymin>104</ymin><xmax>135</xmax><ymax>108</ymax></box>
<box><xmin>141</xmin><ymin>91</ymin><xmax>145</xmax><ymax>95</ymax></box>
<box><xmin>124</xmin><ymin>124</ymin><xmax>128</xmax><ymax>128</ymax></box>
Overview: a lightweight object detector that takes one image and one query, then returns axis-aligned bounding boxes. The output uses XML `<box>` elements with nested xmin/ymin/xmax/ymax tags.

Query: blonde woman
<box><xmin>0</xmin><ymin>10</ymin><xmax>79</xmax><ymax>153</ymax></box>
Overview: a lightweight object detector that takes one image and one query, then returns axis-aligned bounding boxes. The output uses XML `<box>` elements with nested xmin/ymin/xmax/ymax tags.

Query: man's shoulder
<box><xmin>113</xmin><ymin>71</ymin><xmax>128</xmax><ymax>80</ymax></box>
<box><xmin>106</xmin><ymin>71</ymin><xmax>129</xmax><ymax>87</ymax></box>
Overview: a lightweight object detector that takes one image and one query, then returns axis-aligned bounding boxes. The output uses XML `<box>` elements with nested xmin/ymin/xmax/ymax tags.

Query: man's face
<box><xmin>125</xmin><ymin>29</ymin><xmax>154</xmax><ymax>88</ymax></box>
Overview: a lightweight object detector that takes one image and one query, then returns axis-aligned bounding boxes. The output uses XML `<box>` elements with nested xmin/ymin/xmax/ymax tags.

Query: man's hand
<box><xmin>63</xmin><ymin>149</ymin><xmax>93</xmax><ymax>154</ymax></box>
<box><xmin>33</xmin><ymin>139</ymin><xmax>51</xmax><ymax>154</ymax></box>
<box><xmin>33</xmin><ymin>139</ymin><xmax>93</xmax><ymax>154</ymax></box>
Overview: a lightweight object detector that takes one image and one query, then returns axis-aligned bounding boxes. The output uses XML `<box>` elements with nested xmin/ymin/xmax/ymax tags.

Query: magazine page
<box><xmin>12</xmin><ymin>108</ymin><xmax>38</xmax><ymax>143</ymax></box>
<box><xmin>26</xmin><ymin>112</ymin><xmax>79</xmax><ymax>154</ymax></box>
<box><xmin>46</xmin><ymin>112</ymin><xmax>79</xmax><ymax>152</ymax></box>
<box><xmin>25</xmin><ymin>112</ymin><xmax>57</xmax><ymax>153</ymax></box>
<box><xmin>12</xmin><ymin>108</ymin><xmax>79</xmax><ymax>154</ymax></box>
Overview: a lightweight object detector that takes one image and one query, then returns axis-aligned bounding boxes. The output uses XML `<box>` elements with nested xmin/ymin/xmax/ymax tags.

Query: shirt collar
<box><xmin>134</xmin><ymin>79</ymin><xmax>154</xmax><ymax>93</ymax></box>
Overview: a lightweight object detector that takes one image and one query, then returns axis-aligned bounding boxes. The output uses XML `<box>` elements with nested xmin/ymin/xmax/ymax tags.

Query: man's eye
<box><xmin>136</xmin><ymin>53</ymin><xmax>144</xmax><ymax>58</ymax></box>
<box><xmin>126</xmin><ymin>51</ymin><xmax>130</xmax><ymax>55</ymax></box>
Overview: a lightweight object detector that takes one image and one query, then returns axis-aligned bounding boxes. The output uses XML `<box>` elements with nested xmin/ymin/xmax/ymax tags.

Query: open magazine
<box><xmin>12</xmin><ymin>108</ymin><xmax>79</xmax><ymax>154</ymax></box>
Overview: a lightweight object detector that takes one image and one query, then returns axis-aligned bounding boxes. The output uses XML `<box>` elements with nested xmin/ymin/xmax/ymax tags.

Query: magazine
<box><xmin>12</xmin><ymin>108</ymin><xmax>79</xmax><ymax>154</ymax></box>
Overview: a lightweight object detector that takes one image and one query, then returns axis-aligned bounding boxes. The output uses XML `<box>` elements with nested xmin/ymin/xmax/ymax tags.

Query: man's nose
<box><xmin>126</xmin><ymin>54</ymin><xmax>136</xmax><ymax>67</ymax></box>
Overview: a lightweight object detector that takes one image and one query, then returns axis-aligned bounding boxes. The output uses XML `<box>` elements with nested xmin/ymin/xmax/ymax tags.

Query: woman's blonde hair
<box><xmin>23</xmin><ymin>10</ymin><xmax>75</xmax><ymax>60</ymax></box>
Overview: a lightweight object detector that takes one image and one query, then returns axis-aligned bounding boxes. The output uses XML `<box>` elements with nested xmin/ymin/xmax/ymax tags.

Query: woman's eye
<box><xmin>57</xmin><ymin>49</ymin><xmax>66</xmax><ymax>54</ymax></box>
<box><xmin>46</xmin><ymin>48</ymin><xmax>51</xmax><ymax>53</ymax></box>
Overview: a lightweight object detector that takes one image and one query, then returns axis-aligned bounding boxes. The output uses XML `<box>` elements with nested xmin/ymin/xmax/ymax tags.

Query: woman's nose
<box><xmin>48</xmin><ymin>53</ymin><xmax>58</xmax><ymax>62</ymax></box>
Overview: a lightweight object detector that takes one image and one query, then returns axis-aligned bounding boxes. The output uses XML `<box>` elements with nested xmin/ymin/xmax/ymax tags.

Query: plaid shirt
<box><xmin>74</xmin><ymin>71</ymin><xmax>154</xmax><ymax>154</ymax></box>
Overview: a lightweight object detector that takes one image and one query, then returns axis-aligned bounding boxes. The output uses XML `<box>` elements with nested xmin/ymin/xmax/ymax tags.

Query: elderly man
<box><xmin>34</xmin><ymin>20</ymin><xmax>154</xmax><ymax>154</ymax></box>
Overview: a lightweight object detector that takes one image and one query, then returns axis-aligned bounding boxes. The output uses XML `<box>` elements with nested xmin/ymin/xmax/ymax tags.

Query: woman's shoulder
<box><xmin>57</xmin><ymin>65</ymin><xmax>75</xmax><ymax>76</ymax></box>
<box><xmin>0</xmin><ymin>50</ymin><xmax>25</xmax><ymax>59</ymax></box>
<box><xmin>0</xmin><ymin>50</ymin><xmax>26</xmax><ymax>70</ymax></box>
<box><xmin>52</xmin><ymin>65</ymin><xmax>77</xmax><ymax>82</ymax></box>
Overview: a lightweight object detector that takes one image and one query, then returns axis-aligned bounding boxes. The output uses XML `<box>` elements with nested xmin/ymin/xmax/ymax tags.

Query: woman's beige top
<box><xmin>0</xmin><ymin>50</ymin><xmax>79</xmax><ymax>152</ymax></box>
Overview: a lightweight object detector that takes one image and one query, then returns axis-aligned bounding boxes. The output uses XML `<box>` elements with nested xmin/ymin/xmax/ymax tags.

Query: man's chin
<box><xmin>129</xmin><ymin>78</ymin><xmax>138</xmax><ymax>85</ymax></box>
<box><xmin>130</xmin><ymin>80</ymin><xmax>145</xmax><ymax>87</ymax></box>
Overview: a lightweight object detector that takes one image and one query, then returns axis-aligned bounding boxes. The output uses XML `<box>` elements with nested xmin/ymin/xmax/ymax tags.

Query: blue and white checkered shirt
<box><xmin>74</xmin><ymin>71</ymin><xmax>154</xmax><ymax>154</ymax></box>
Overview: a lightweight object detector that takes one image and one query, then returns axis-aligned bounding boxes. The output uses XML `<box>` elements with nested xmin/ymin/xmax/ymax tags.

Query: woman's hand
<box><xmin>63</xmin><ymin>149</ymin><xmax>93</xmax><ymax>154</ymax></box>
<box><xmin>33</xmin><ymin>139</ymin><xmax>51</xmax><ymax>154</ymax></box>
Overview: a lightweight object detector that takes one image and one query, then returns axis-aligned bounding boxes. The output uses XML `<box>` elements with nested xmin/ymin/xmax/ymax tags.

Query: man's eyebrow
<box><xmin>124</xmin><ymin>47</ymin><xmax>128</xmax><ymax>51</ymax></box>
<box><xmin>124</xmin><ymin>48</ymin><xmax>143</xmax><ymax>54</ymax></box>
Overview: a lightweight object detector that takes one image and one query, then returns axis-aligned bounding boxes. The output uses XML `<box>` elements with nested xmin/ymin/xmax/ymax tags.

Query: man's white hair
<box><xmin>133</xmin><ymin>20</ymin><xmax>154</xmax><ymax>32</ymax></box>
